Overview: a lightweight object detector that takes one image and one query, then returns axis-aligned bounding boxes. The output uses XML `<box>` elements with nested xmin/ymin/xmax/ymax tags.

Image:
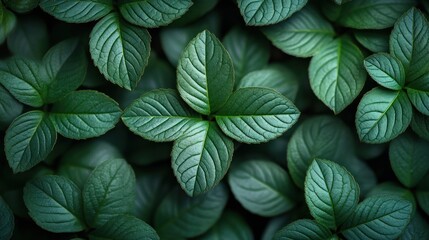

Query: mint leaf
<box><xmin>354</xmin><ymin>30</ymin><xmax>390</xmax><ymax>53</ymax></box>
<box><xmin>411</xmin><ymin>111</ymin><xmax>429</xmax><ymax>141</ymax></box>
<box><xmin>215</xmin><ymin>87</ymin><xmax>300</xmax><ymax>144</ymax></box>
<box><xmin>5</xmin><ymin>111</ymin><xmax>57</xmax><ymax>173</ymax></box>
<box><xmin>228</xmin><ymin>160</ymin><xmax>296</xmax><ymax>217</ymax></box>
<box><xmin>119</xmin><ymin>0</ymin><xmax>192</xmax><ymax>28</ymax></box>
<box><xmin>122</xmin><ymin>89</ymin><xmax>200</xmax><ymax>142</ymax></box>
<box><xmin>172</xmin><ymin>121</ymin><xmax>233</xmax><ymax>196</ymax></box>
<box><xmin>406</xmin><ymin>73</ymin><xmax>429</xmax><ymax>115</ymax></box>
<box><xmin>199</xmin><ymin>211</ymin><xmax>253</xmax><ymax>240</ymax></box>
<box><xmin>364</xmin><ymin>53</ymin><xmax>405</xmax><ymax>90</ymax></box>
<box><xmin>0</xmin><ymin>197</ymin><xmax>14</xmax><ymax>240</ymax></box>
<box><xmin>0</xmin><ymin>85</ymin><xmax>23</xmax><ymax>128</ymax></box>
<box><xmin>237</xmin><ymin>0</ymin><xmax>308</xmax><ymax>26</ymax></box>
<box><xmin>356</xmin><ymin>87</ymin><xmax>412</xmax><ymax>143</ymax></box>
<box><xmin>309</xmin><ymin>38</ymin><xmax>366</xmax><ymax>114</ymax></box>
<box><xmin>262</xmin><ymin>5</ymin><xmax>335</xmax><ymax>57</ymax></box>
<box><xmin>23</xmin><ymin>175</ymin><xmax>85</xmax><ymax>233</ymax></box>
<box><xmin>90</xmin><ymin>12</ymin><xmax>151</xmax><ymax>90</ymax></box>
<box><xmin>177</xmin><ymin>30</ymin><xmax>234</xmax><ymax>115</ymax></box>
<box><xmin>274</xmin><ymin>219</ymin><xmax>332</xmax><ymax>240</ymax></box>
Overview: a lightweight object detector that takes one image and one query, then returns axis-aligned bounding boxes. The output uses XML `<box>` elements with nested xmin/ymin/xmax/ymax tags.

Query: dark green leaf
<box><xmin>364</xmin><ymin>53</ymin><xmax>405</xmax><ymax>90</ymax></box>
<box><xmin>0</xmin><ymin>85</ymin><xmax>23</xmax><ymax>128</ymax></box>
<box><xmin>172</xmin><ymin>0</ymin><xmax>219</xmax><ymax>26</ymax></box>
<box><xmin>406</xmin><ymin>73</ymin><xmax>429</xmax><ymax>115</ymax></box>
<box><xmin>3</xmin><ymin>0</ymin><xmax>39</xmax><ymax>13</ymax></box>
<box><xmin>416</xmin><ymin>175</ymin><xmax>429</xmax><ymax>216</ymax></box>
<box><xmin>0</xmin><ymin>4</ymin><xmax>16</xmax><ymax>44</ymax></box>
<box><xmin>262</xmin><ymin>216</ymin><xmax>292</xmax><ymax>240</ymax></box>
<box><xmin>274</xmin><ymin>219</ymin><xmax>332</xmax><ymax>240</ymax></box>
<box><xmin>200</xmin><ymin>211</ymin><xmax>253</xmax><ymax>240</ymax></box>
<box><xmin>411</xmin><ymin>111</ymin><xmax>429</xmax><ymax>141</ymax></box>
<box><xmin>332</xmin><ymin>0</ymin><xmax>351</xmax><ymax>4</ymax></box>
<box><xmin>354</xmin><ymin>30</ymin><xmax>390</xmax><ymax>53</ymax></box>
<box><xmin>367</xmin><ymin>182</ymin><xmax>416</xmax><ymax>209</ymax></box>
<box><xmin>0</xmin><ymin>196</ymin><xmax>14</xmax><ymax>240</ymax></box>
<box><xmin>338</xmin><ymin>156</ymin><xmax>377</xmax><ymax>196</ymax></box>
<box><xmin>399</xmin><ymin>212</ymin><xmax>429</xmax><ymax>240</ymax></box>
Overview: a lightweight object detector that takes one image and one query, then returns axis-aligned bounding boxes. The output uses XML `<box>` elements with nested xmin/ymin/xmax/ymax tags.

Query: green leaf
<box><xmin>177</xmin><ymin>30</ymin><xmax>234</xmax><ymax>115</ymax></box>
<box><xmin>262</xmin><ymin>5</ymin><xmax>335</xmax><ymax>57</ymax></box>
<box><xmin>309</xmin><ymin>37</ymin><xmax>366</xmax><ymax>113</ymax></box>
<box><xmin>416</xmin><ymin>175</ymin><xmax>429</xmax><ymax>216</ymax></box>
<box><xmin>338</xmin><ymin>156</ymin><xmax>377</xmax><ymax>196</ymax></box>
<box><xmin>354</xmin><ymin>30</ymin><xmax>390</xmax><ymax>53</ymax></box>
<box><xmin>171</xmin><ymin>0</ymin><xmax>219</xmax><ymax>26</ymax></box>
<box><xmin>154</xmin><ymin>184</ymin><xmax>228</xmax><ymax>239</ymax></box>
<box><xmin>223</xmin><ymin>27</ymin><xmax>270</xmax><ymax>81</ymax></box>
<box><xmin>237</xmin><ymin>0</ymin><xmax>308</xmax><ymax>26</ymax></box>
<box><xmin>411</xmin><ymin>111</ymin><xmax>429</xmax><ymax>141</ymax></box>
<box><xmin>0</xmin><ymin>85</ymin><xmax>23</xmax><ymax>128</ymax></box>
<box><xmin>199</xmin><ymin>211</ymin><xmax>254</xmax><ymax>240</ymax></box>
<box><xmin>356</xmin><ymin>87</ymin><xmax>412</xmax><ymax>143</ymax></box>
<box><xmin>332</xmin><ymin>0</ymin><xmax>351</xmax><ymax>4</ymax></box>
<box><xmin>399</xmin><ymin>213</ymin><xmax>429</xmax><ymax>240</ymax></box>
<box><xmin>274</xmin><ymin>219</ymin><xmax>332</xmax><ymax>240</ymax></box>
<box><xmin>172</xmin><ymin>121</ymin><xmax>233</xmax><ymax>196</ymax></box>
<box><xmin>23</xmin><ymin>175</ymin><xmax>85</xmax><ymax>233</ymax></box>
<box><xmin>39</xmin><ymin>0</ymin><xmax>113</xmax><ymax>23</ymax></box>
<box><xmin>3</xmin><ymin>0</ymin><xmax>38</xmax><ymax>13</ymax></box>
<box><xmin>341</xmin><ymin>196</ymin><xmax>413</xmax><ymax>240</ymax></box>
<box><xmin>0</xmin><ymin>4</ymin><xmax>16</xmax><ymax>44</ymax></box>
<box><xmin>305</xmin><ymin>159</ymin><xmax>359</xmax><ymax>229</ymax></box>
<box><xmin>390</xmin><ymin>7</ymin><xmax>429</xmax><ymax>82</ymax></box>
<box><xmin>50</xmin><ymin>90</ymin><xmax>122</xmax><ymax>140</ymax></box>
<box><xmin>228</xmin><ymin>160</ymin><xmax>296</xmax><ymax>217</ymax></box>
<box><xmin>0</xmin><ymin>196</ymin><xmax>14</xmax><ymax>240</ymax></box>
<box><xmin>215</xmin><ymin>87</ymin><xmax>300</xmax><ymax>144</ymax></box>
<box><xmin>364</xmin><ymin>53</ymin><xmax>405</xmax><ymax>90</ymax></box>
<box><xmin>5</xmin><ymin>111</ymin><xmax>57</xmax><ymax>173</ymax></box>
<box><xmin>119</xmin><ymin>0</ymin><xmax>192</xmax><ymax>28</ymax></box>
<box><xmin>122</xmin><ymin>89</ymin><xmax>200</xmax><ymax>142</ymax></box>
<box><xmin>406</xmin><ymin>73</ymin><xmax>429</xmax><ymax>115</ymax></box>
<box><xmin>83</xmin><ymin>158</ymin><xmax>135</xmax><ymax>228</ymax></box>
<box><xmin>89</xmin><ymin>12</ymin><xmax>151</xmax><ymax>90</ymax></box>
<box><xmin>89</xmin><ymin>215</ymin><xmax>159</xmax><ymax>240</ymax></box>
<box><xmin>367</xmin><ymin>182</ymin><xmax>416</xmax><ymax>207</ymax></box>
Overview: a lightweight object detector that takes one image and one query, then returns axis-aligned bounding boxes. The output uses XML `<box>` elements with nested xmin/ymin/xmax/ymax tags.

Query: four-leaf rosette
<box><xmin>122</xmin><ymin>30</ymin><xmax>300</xmax><ymax>196</ymax></box>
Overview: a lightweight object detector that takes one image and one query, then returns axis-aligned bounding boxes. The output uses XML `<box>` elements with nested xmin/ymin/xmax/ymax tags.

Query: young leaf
<box><xmin>274</xmin><ymin>219</ymin><xmax>332</xmax><ymax>240</ymax></box>
<box><xmin>0</xmin><ymin>4</ymin><xmax>16</xmax><ymax>44</ymax></box>
<box><xmin>3</xmin><ymin>0</ymin><xmax>39</xmax><ymax>13</ymax></box>
<box><xmin>23</xmin><ymin>175</ymin><xmax>85</xmax><ymax>233</ymax></box>
<box><xmin>215</xmin><ymin>87</ymin><xmax>300</xmax><ymax>144</ymax></box>
<box><xmin>399</xmin><ymin>213</ymin><xmax>429</xmax><ymax>240</ymax></box>
<box><xmin>199</xmin><ymin>211</ymin><xmax>254</xmax><ymax>240</ymax></box>
<box><xmin>0</xmin><ymin>197</ymin><xmax>14</xmax><ymax>240</ymax></box>
<box><xmin>177</xmin><ymin>30</ymin><xmax>234</xmax><ymax>115</ymax></box>
<box><xmin>354</xmin><ymin>30</ymin><xmax>390</xmax><ymax>53</ymax></box>
<box><xmin>119</xmin><ymin>0</ymin><xmax>192</xmax><ymax>28</ymax></box>
<box><xmin>262</xmin><ymin>5</ymin><xmax>335</xmax><ymax>57</ymax></box>
<box><xmin>39</xmin><ymin>0</ymin><xmax>113</xmax><ymax>23</ymax></box>
<box><xmin>341</xmin><ymin>196</ymin><xmax>413</xmax><ymax>240</ymax></box>
<box><xmin>122</xmin><ymin>89</ymin><xmax>201</xmax><ymax>142</ymax></box>
<box><xmin>172</xmin><ymin>121</ymin><xmax>233</xmax><ymax>196</ymax></box>
<box><xmin>309</xmin><ymin>38</ymin><xmax>366</xmax><ymax>114</ymax></box>
<box><xmin>411</xmin><ymin>111</ymin><xmax>429</xmax><ymax>141</ymax></box>
<box><xmin>5</xmin><ymin>111</ymin><xmax>57</xmax><ymax>173</ymax></box>
<box><xmin>305</xmin><ymin>159</ymin><xmax>359</xmax><ymax>229</ymax></box>
<box><xmin>228</xmin><ymin>160</ymin><xmax>296</xmax><ymax>217</ymax></box>
<box><xmin>0</xmin><ymin>85</ymin><xmax>23</xmax><ymax>128</ymax></box>
<box><xmin>356</xmin><ymin>87</ymin><xmax>412</xmax><ymax>143</ymax></box>
<box><xmin>90</xmin><ymin>12</ymin><xmax>151</xmax><ymax>90</ymax></box>
<box><xmin>50</xmin><ymin>90</ymin><xmax>122</xmax><ymax>140</ymax></box>
<box><xmin>364</xmin><ymin>53</ymin><xmax>405</xmax><ymax>90</ymax></box>
<box><xmin>83</xmin><ymin>158</ymin><xmax>136</xmax><ymax>228</ymax></box>
<box><xmin>154</xmin><ymin>184</ymin><xmax>228</xmax><ymax>239</ymax></box>
<box><xmin>237</xmin><ymin>0</ymin><xmax>308</xmax><ymax>26</ymax></box>
<box><xmin>406</xmin><ymin>74</ymin><xmax>429</xmax><ymax>115</ymax></box>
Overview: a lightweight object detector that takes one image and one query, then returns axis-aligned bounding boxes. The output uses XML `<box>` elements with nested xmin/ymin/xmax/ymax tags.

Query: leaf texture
<box><xmin>0</xmin><ymin>197</ymin><xmax>14</xmax><ymax>240</ymax></box>
<box><xmin>354</xmin><ymin>30</ymin><xmax>390</xmax><ymax>53</ymax></box>
<box><xmin>399</xmin><ymin>213</ymin><xmax>429</xmax><ymax>240</ymax></box>
<box><xmin>0</xmin><ymin>84</ymin><xmax>23</xmax><ymax>127</ymax></box>
<box><xmin>406</xmin><ymin>74</ymin><xmax>429</xmax><ymax>115</ymax></box>
<box><xmin>364</xmin><ymin>53</ymin><xmax>405</xmax><ymax>90</ymax></box>
<box><xmin>274</xmin><ymin>219</ymin><xmax>332</xmax><ymax>240</ymax></box>
<box><xmin>411</xmin><ymin>111</ymin><xmax>429</xmax><ymax>141</ymax></box>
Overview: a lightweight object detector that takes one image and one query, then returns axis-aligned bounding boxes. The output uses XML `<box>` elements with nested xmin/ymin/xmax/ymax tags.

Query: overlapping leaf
<box><xmin>274</xmin><ymin>219</ymin><xmax>332</xmax><ymax>240</ymax></box>
<box><xmin>364</xmin><ymin>53</ymin><xmax>405</xmax><ymax>90</ymax></box>
<box><xmin>354</xmin><ymin>30</ymin><xmax>390</xmax><ymax>53</ymax></box>
<box><xmin>0</xmin><ymin>197</ymin><xmax>14</xmax><ymax>240</ymax></box>
<box><xmin>406</xmin><ymin>73</ymin><xmax>429</xmax><ymax>115</ymax></box>
<box><xmin>199</xmin><ymin>211</ymin><xmax>254</xmax><ymax>240</ymax></box>
<box><xmin>0</xmin><ymin>85</ymin><xmax>23</xmax><ymax>127</ymax></box>
<box><xmin>411</xmin><ymin>112</ymin><xmax>429</xmax><ymax>141</ymax></box>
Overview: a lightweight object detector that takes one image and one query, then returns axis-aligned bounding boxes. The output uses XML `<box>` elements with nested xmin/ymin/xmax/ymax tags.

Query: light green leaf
<box><xmin>23</xmin><ymin>175</ymin><xmax>85</xmax><ymax>233</ymax></box>
<box><xmin>364</xmin><ymin>53</ymin><xmax>405</xmax><ymax>90</ymax></box>
<box><xmin>237</xmin><ymin>0</ymin><xmax>308</xmax><ymax>26</ymax></box>
<box><xmin>50</xmin><ymin>90</ymin><xmax>122</xmax><ymax>140</ymax></box>
<box><xmin>119</xmin><ymin>0</ymin><xmax>192</xmax><ymax>28</ymax></box>
<box><xmin>5</xmin><ymin>111</ymin><xmax>57</xmax><ymax>173</ymax></box>
<box><xmin>390</xmin><ymin>7</ymin><xmax>429</xmax><ymax>82</ymax></box>
<box><xmin>172</xmin><ymin>121</ymin><xmax>233</xmax><ymax>196</ymax></box>
<box><xmin>122</xmin><ymin>89</ymin><xmax>200</xmax><ymax>142</ymax></box>
<box><xmin>400</xmin><ymin>212</ymin><xmax>429</xmax><ymax>240</ymax></box>
<box><xmin>354</xmin><ymin>30</ymin><xmax>390</xmax><ymax>53</ymax></box>
<box><xmin>215</xmin><ymin>87</ymin><xmax>300</xmax><ymax>144</ymax></box>
<box><xmin>89</xmin><ymin>215</ymin><xmax>159</xmax><ymax>240</ymax></box>
<box><xmin>0</xmin><ymin>197</ymin><xmax>14</xmax><ymax>240</ymax></box>
<box><xmin>223</xmin><ymin>27</ymin><xmax>270</xmax><ymax>81</ymax></box>
<box><xmin>229</xmin><ymin>160</ymin><xmax>296</xmax><ymax>217</ymax></box>
<box><xmin>411</xmin><ymin>111</ymin><xmax>429</xmax><ymax>141</ymax></box>
<box><xmin>274</xmin><ymin>219</ymin><xmax>332</xmax><ymax>240</ymax></box>
<box><xmin>0</xmin><ymin>85</ymin><xmax>23</xmax><ymax>128</ymax></box>
<box><xmin>200</xmin><ymin>211</ymin><xmax>254</xmax><ymax>240</ymax></box>
<box><xmin>341</xmin><ymin>196</ymin><xmax>413</xmax><ymax>240</ymax></box>
<box><xmin>356</xmin><ymin>87</ymin><xmax>412</xmax><ymax>143</ymax></box>
<box><xmin>83</xmin><ymin>158</ymin><xmax>135</xmax><ymax>228</ymax></box>
<box><xmin>0</xmin><ymin>4</ymin><xmax>16</xmax><ymax>44</ymax></box>
<box><xmin>177</xmin><ymin>30</ymin><xmax>234</xmax><ymax>115</ymax></box>
<box><xmin>90</xmin><ymin>12</ymin><xmax>151</xmax><ymax>90</ymax></box>
<box><xmin>154</xmin><ymin>184</ymin><xmax>228</xmax><ymax>239</ymax></box>
<box><xmin>262</xmin><ymin>5</ymin><xmax>335</xmax><ymax>57</ymax></box>
<box><xmin>39</xmin><ymin>0</ymin><xmax>113</xmax><ymax>23</ymax></box>
<box><xmin>406</xmin><ymin>73</ymin><xmax>429</xmax><ymax>115</ymax></box>
<box><xmin>305</xmin><ymin>159</ymin><xmax>359</xmax><ymax>229</ymax></box>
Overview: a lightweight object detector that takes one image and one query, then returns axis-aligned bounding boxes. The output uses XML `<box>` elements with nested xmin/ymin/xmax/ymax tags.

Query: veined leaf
<box><xmin>119</xmin><ymin>0</ymin><xmax>192</xmax><ymax>28</ymax></box>
<box><xmin>90</xmin><ymin>12</ymin><xmax>151</xmax><ymax>90</ymax></box>
<box><xmin>0</xmin><ymin>197</ymin><xmax>14</xmax><ymax>240</ymax></box>
<box><xmin>274</xmin><ymin>219</ymin><xmax>332</xmax><ymax>240</ymax></box>
<box><xmin>262</xmin><ymin>5</ymin><xmax>335</xmax><ymax>57</ymax></box>
<box><xmin>406</xmin><ymin>73</ymin><xmax>429</xmax><ymax>115</ymax></box>
<box><xmin>39</xmin><ymin>0</ymin><xmax>113</xmax><ymax>23</ymax></box>
<box><xmin>122</xmin><ymin>89</ymin><xmax>200</xmax><ymax>142</ymax></box>
<box><xmin>50</xmin><ymin>90</ymin><xmax>122</xmax><ymax>140</ymax></box>
<box><xmin>0</xmin><ymin>85</ymin><xmax>23</xmax><ymax>128</ymax></box>
<box><xmin>411</xmin><ymin>111</ymin><xmax>429</xmax><ymax>141</ymax></box>
<box><xmin>5</xmin><ymin>111</ymin><xmax>57</xmax><ymax>173</ymax></box>
<box><xmin>237</xmin><ymin>0</ymin><xmax>308</xmax><ymax>26</ymax></box>
<box><xmin>177</xmin><ymin>30</ymin><xmax>234</xmax><ymax>115</ymax></box>
<box><xmin>364</xmin><ymin>53</ymin><xmax>405</xmax><ymax>90</ymax></box>
<box><xmin>356</xmin><ymin>87</ymin><xmax>412</xmax><ymax>143</ymax></box>
<box><xmin>216</xmin><ymin>87</ymin><xmax>300</xmax><ymax>144</ymax></box>
<box><xmin>83</xmin><ymin>158</ymin><xmax>135</xmax><ymax>228</ymax></box>
<box><xmin>354</xmin><ymin>30</ymin><xmax>390</xmax><ymax>53</ymax></box>
<box><xmin>367</xmin><ymin>182</ymin><xmax>416</xmax><ymax>208</ymax></box>
<box><xmin>341</xmin><ymin>196</ymin><xmax>413</xmax><ymax>240</ymax></box>
<box><xmin>23</xmin><ymin>175</ymin><xmax>85</xmax><ymax>233</ymax></box>
<box><xmin>309</xmin><ymin>38</ymin><xmax>366</xmax><ymax>114</ymax></box>
<box><xmin>400</xmin><ymin>213</ymin><xmax>429</xmax><ymax>240</ymax></box>
<box><xmin>172</xmin><ymin>121</ymin><xmax>233</xmax><ymax>196</ymax></box>
<box><xmin>305</xmin><ymin>159</ymin><xmax>359</xmax><ymax>229</ymax></box>
<box><xmin>199</xmin><ymin>211</ymin><xmax>253</xmax><ymax>240</ymax></box>
<box><xmin>228</xmin><ymin>160</ymin><xmax>296</xmax><ymax>217</ymax></box>
<box><xmin>3</xmin><ymin>0</ymin><xmax>39</xmax><ymax>13</ymax></box>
